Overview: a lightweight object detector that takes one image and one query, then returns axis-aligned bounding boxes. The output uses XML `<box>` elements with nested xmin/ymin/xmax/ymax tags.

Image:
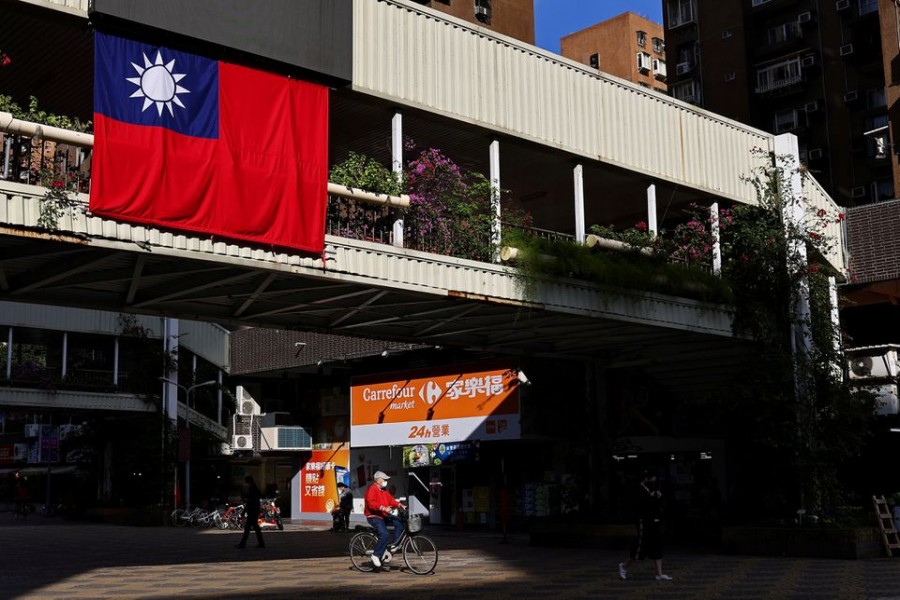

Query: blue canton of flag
<box><xmin>94</xmin><ymin>31</ymin><xmax>219</xmax><ymax>139</ymax></box>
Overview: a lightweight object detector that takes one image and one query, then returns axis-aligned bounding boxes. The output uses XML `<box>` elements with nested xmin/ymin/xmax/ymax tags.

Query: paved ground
<box><xmin>3</xmin><ymin>515</ymin><xmax>900</xmax><ymax>600</ymax></box>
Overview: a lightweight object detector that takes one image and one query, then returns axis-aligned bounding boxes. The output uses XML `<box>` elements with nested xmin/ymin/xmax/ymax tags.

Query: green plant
<box><xmin>36</xmin><ymin>174</ymin><xmax>81</xmax><ymax>230</ymax></box>
<box><xmin>328</xmin><ymin>152</ymin><xmax>402</xmax><ymax>241</ymax></box>
<box><xmin>0</xmin><ymin>95</ymin><xmax>92</xmax><ymax>132</ymax></box>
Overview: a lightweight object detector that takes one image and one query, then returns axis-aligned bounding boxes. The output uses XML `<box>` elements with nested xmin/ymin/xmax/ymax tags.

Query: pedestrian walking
<box><xmin>618</xmin><ymin>470</ymin><xmax>672</xmax><ymax>581</ymax></box>
<box><xmin>235</xmin><ymin>475</ymin><xmax>265</xmax><ymax>548</ymax></box>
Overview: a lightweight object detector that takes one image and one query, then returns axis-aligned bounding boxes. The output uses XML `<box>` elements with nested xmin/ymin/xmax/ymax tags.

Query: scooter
<box><xmin>258</xmin><ymin>496</ymin><xmax>284</xmax><ymax>530</ymax></box>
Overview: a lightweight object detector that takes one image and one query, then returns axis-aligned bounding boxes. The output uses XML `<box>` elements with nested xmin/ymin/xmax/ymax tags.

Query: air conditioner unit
<box><xmin>804</xmin><ymin>100</ymin><xmax>820</xmax><ymax>113</ymax></box>
<box><xmin>869</xmin><ymin>384</ymin><xmax>900</xmax><ymax>415</ymax></box>
<box><xmin>839</xmin><ymin>44</ymin><xmax>854</xmax><ymax>57</ymax></box>
<box><xmin>637</xmin><ymin>53</ymin><xmax>651</xmax><ymax>72</ymax></box>
<box><xmin>260</xmin><ymin>427</ymin><xmax>313</xmax><ymax>451</ymax></box>
<box><xmin>835</xmin><ymin>0</ymin><xmax>850</xmax><ymax>11</ymax></box>
<box><xmin>232</xmin><ymin>434</ymin><xmax>254</xmax><ymax>451</ymax></box>
<box><xmin>236</xmin><ymin>385</ymin><xmax>262</xmax><ymax>416</ymax></box>
<box><xmin>801</xmin><ymin>55</ymin><xmax>817</xmax><ymax>67</ymax></box>
<box><xmin>851</xmin><ymin>186</ymin><xmax>867</xmax><ymax>198</ymax></box>
<box><xmin>218</xmin><ymin>442</ymin><xmax>234</xmax><ymax>456</ymax></box>
<box><xmin>798</xmin><ymin>11</ymin><xmax>813</xmax><ymax>24</ymax></box>
<box><xmin>808</xmin><ymin>148</ymin><xmax>824</xmax><ymax>160</ymax></box>
<box><xmin>848</xmin><ymin>348</ymin><xmax>900</xmax><ymax>380</ymax></box>
<box><xmin>676</xmin><ymin>62</ymin><xmax>692</xmax><ymax>76</ymax></box>
<box><xmin>474</xmin><ymin>5</ymin><xmax>490</xmax><ymax>22</ymax></box>
<box><xmin>844</xmin><ymin>90</ymin><xmax>859</xmax><ymax>102</ymax></box>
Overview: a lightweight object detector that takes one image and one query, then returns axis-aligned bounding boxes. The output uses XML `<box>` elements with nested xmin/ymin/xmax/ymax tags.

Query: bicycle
<box><xmin>349</xmin><ymin>509</ymin><xmax>438</xmax><ymax>575</ymax></box>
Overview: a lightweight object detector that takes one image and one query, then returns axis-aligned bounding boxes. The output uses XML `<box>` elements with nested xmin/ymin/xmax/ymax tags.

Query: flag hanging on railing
<box><xmin>91</xmin><ymin>31</ymin><xmax>328</xmax><ymax>253</ymax></box>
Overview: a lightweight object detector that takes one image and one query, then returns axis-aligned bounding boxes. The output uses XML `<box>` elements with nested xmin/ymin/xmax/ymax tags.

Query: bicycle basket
<box><xmin>407</xmin><ymin>513</ymin><xmax>423</xmax><ymax>533</ymax></box>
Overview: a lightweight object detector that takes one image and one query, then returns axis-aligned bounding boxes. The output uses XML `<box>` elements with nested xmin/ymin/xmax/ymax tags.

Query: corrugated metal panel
<box><xmin>19</xmin><ymin>0</ymin><xmax>89</xmax><ymax>14</ymax></box>
<box><xmin>803</xmin><ymin>175</ymin><xmax>846</xmax><ymax>274</ymax></box>
<box><xmin>0</xmin><ymin>300</ymin><xmax>164</xmax><ymax>336</ymax></box>
<box><xmin>179</xmin><ymin>320</ymin><xmax>231</xmax><ymax>371</ymax></box>
<box><xmin>0</xmin><ymin>387</ymin><xmax>151</xmax><ymax>412</ymax></box>
<box><xmin>1</xmin><ymin>181</ymin><xmax>737</xmax><ymax>338</ymax></box>
<box><xmin>354</xmin><ymin>0</ymin><xmax>772</xmax><ymax>205</ymax></box>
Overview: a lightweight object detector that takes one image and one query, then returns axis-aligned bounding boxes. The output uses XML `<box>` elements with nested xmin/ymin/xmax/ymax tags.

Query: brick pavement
<box><xmin>3</xmin><ymin>516</ymin><xmax>900</xmax><ymax>600</ymax></box>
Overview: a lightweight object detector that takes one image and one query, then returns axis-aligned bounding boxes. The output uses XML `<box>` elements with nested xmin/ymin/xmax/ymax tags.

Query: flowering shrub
<box><xmin>589</xmin><ymin>221</ymin><xmax>658</xmax><ymax>251</ymax></box>
<box><xmin>0</xmin><ymin>50</ymin><xmax>11</xmax><ymax>67</ymax></box>
<box><xmin>37</xmin><ymin>172</ymin><xmax>81</xmax><ymax>230</ymax></box>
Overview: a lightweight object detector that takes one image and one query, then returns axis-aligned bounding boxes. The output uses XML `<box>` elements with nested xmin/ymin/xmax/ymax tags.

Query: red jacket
<box><xmin>364</xmin><ymin>483</ymin><xmax>401</xmax><ymax>519</ymax></box>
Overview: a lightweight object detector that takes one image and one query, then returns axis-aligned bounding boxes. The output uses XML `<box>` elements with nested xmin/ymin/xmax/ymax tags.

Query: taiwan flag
<box><xmin>91</xmin><ymin>31</ymin><xmax>328</xmax><ymax>253</ymax></box>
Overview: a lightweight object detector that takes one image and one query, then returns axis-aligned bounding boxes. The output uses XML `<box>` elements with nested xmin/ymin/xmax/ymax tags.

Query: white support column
<box><xmin>646</xmin><ymin>183</ymin><xmax>658</xmax><ymax>237</ymax></box>
<box><xmin>490</xmin><ymin>139</ymin><xmax>502</xmax><ymax>262</ymax></box>
<box><xmin>829</xmin><ymin>276</ymin><xmax>842</xmax><ymax>381</ymax></box>
<box><xmin>113</xmin><ymin>337</ymin><xmax>119</xmax><ymax>386</ymax></box>
<box><xmin>5</xmin><ymin>328</ymin><xmax>12</xmax><ymax>380</ymax></box>
<box><xmin>217</xmin><ymin>370</ymin><xmax>224</xmax><ymax>425</ymax></box>
<box><xmin>775</xmin><ymin>133</ymin><xmax>812</xmax><ymax>360</ymax></box>
<box><xmin>163</xmin><ymin>318</ymin><xmax>180</xmax><ymax>424</ymax></box>
<box><xmin>574</xmin><ymin>164</ymin><xmax>585</xmax><ymax>243</ymax></box>
<box><xmin>61</xmin><ymin>332</ymin><xmax>68</xmax><ymax>379</ymax></box>
<box><xmin>710</xmin><ymin>202</ymin><xmax>722</xmax><ymax>276</ymax></box>
<box><xmin>391</xmin><ymin>111</ymin><xmax>404</xmax><ymax>248</ymax></box>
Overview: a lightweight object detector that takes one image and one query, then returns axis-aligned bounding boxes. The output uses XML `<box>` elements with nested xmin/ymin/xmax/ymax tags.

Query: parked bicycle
<box><xmin>349</xmin><ymin>508</ymin><xmax>438</xmax><ymax>574</ymax></box>
<box><xmin>170</xmin><ymin>506</ymin><xmax>207</xmax><ymax>527</ymax></box>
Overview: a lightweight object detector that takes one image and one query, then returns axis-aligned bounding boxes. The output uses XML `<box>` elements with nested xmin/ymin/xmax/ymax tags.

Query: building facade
<box><xmin>561</xmin><ymin>11</ymin><xmax>667</xmax><ymax>93</ymax></box>
<box><xmin>410</xmin><ymin>0</ymin><xmax>535</xmax><ymax>44</ymax></box>
<box><xmin>664</xmin><ymin>0</ymin><xmax>897</xmax><ymax>206</ymax></box>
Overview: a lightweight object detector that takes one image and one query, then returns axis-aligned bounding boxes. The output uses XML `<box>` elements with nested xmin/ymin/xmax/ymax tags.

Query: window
<box><xmin>589</xmin><ymin>53</ymin><xmax>599</xmax><ymax>69</ymax></box>
<box><xmin>872</xmin><ymin>179</ymin><xmax>893</xmax><ymax>200</ymax></box>
<box><xmin>768</xmin><ymin>22</ymin><xmax>801</xmax><ymax>45</ymax></box>
<box><xmin>668</xmin><ymin>0</ymin><xmax>695</xmax><ymax>28</ymax></box>
<box><xmin>773</xmin><ymin>108</ymin><xmax>801</xmax><ymax>133</ymax></box>
<box><xmin>866</xmin><ymin>87</ymin><xmax>887</xmax><ymax>109</ymax></box>
<box><xmin>637</xmin><ymin>52</ymin><xmax>652</xmax><ymax>72</ymax></box>
<box><xmin>637</xmin><ymin>30</ymin><xmax>647</xmax><ymax>47</ymax></box>
<box><xmin>858</xmin><ymin>0</ymin><xmax>878</xmax><ymax>15</ymax></box>
<box><xmin>752</xmin><ymin>0</ymin><xmax>772</xmax><ymax>6</ymax></box>
<box><xmin>671</xmin><ymin>80</ymin><xmax>701</xmax><ymax>104</ymax></box>
<box><xmin>755</xmin><ymin>58</ymin><xmax>802</xmax><ymax>93</ymax></box>
<box><xmin>653</xmin><ymin>37</ymin><xmax>665</xmax><ymax>53</ymax></box>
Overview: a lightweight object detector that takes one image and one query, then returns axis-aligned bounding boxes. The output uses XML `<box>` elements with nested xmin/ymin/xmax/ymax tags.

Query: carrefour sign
<box><xmin>350</xmin><ymin>365</ymin><xmax>521</xmax><ymax>447</ymax></box>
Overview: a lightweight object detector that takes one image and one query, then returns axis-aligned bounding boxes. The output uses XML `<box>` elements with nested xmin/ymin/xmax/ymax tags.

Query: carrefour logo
<box><xmin>418</xmin><ymin>380</ymin><xmax>442</xmax><ymax>405</ymax></box>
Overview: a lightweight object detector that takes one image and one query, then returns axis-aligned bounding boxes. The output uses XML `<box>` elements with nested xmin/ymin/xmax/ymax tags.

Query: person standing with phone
<box><xmin>618</xmin><ymin>470</ymin><xmax>672</xmax><ymax>581</ymax></box>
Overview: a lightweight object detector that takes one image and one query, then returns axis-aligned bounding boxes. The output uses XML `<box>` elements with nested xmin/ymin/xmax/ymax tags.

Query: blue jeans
<box><xmin>367</xmin><ymin>514</ymin><xmax>404</xmax><ymax>559</ymax></box>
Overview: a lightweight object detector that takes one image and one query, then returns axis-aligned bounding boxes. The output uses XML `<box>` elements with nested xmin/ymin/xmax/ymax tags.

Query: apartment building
<box><xmin>664</xmin><ymin>0</ymin><xmax>895</xmax><ymax>206</ymax></box>
<box><xmin>561</xmin><ymin>11</ymin><xmax>667</xmax><ymax>93</ymax></box>
<box><xmin>410</xmin><ymin>0</ymin><xmax>535</xmax><ymax>44</ymax></box>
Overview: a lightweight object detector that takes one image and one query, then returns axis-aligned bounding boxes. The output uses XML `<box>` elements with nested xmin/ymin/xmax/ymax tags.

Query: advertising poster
<box><xmin>299</xmin><ymin>447</ymin><xmax>350</xmax><ymax>515</ymax></box>
<box><xmin>401</xmin><ymin>441</ymin><xmax>480</xmax><ymax>468</ymax></box>
<box><xmin>351</xmin><ymin>364</ymin><xmax>520</xmax><ymax>447</ymax></box>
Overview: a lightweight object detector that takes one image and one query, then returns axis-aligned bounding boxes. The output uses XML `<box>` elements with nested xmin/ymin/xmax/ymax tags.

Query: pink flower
<box><xmin>52</xmin><ymin>180</ymin><xmax>65</xmax><ymax>189</ymax></box>
<box><xmin>634</xmin><ymin>221</ymin><xmax>648</xmax><ymax>232</ymax></box>
<box><xmin>0</xmin><ymin>52</ymin><xmax>10</xmax><ymax>67</ymax></box>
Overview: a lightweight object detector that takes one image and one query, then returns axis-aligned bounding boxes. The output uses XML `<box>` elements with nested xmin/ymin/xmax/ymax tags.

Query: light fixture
<box><xmin>517</xmin><ymin>370</ymin><xmax>530</xmax><ymax>385</ymax></box>
<box><xmin>381</xmin><ymin>349</ymin><xmax>389</xmax><ymax>358</ymax></box>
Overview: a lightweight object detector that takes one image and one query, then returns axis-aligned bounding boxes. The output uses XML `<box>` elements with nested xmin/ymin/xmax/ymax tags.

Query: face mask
<box><xmin>380</xmin><ymin>481</ymin><xmax>388</xmax><ymax>489</ymax></box>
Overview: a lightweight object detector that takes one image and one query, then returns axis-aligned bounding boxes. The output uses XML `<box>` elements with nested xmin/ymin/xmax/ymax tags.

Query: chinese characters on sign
<box><xmin>351</xmin><ymin>365</ymin><xmax>520</xmax><ymax>447</ymax></box>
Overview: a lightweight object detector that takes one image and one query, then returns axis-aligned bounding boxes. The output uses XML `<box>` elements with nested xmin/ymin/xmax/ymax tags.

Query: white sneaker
<box><xmin>370</xmin><ymin>554</ymin><xmax>381</xmax><ymax>568</ymax></box>
<box><xmin>617</xmin><ymin>563</ymin><xmax>627</xmax><ymax>580</ymax></box>
<box><xmin>656</xmin><ymin>574</ymin><xmax>672</xmax><ymax>581</ymax></box>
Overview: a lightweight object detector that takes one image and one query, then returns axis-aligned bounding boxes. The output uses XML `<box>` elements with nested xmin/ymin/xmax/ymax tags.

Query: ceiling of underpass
<box><xmin>0</xmin><ymin>2</ymin><xmax>757</xmax><ymax>403</ymax></box>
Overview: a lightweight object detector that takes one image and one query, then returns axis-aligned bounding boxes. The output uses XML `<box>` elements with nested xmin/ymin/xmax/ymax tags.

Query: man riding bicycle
<box><xmin>364</xmin><ymin>470</ymin><xmax>406</xmax><ymax>570</ymax></box>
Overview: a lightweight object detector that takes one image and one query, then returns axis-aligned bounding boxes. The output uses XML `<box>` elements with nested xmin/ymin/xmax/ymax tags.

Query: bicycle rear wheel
<box><xmin>349</xmin><ymin>532</ymin><xmax>378</xmax><ymax>572</ymax></box>
<box><xmin>403</xmin><ymin>534</ymin><xmax>438</xmax><ymax>574</ymax></box>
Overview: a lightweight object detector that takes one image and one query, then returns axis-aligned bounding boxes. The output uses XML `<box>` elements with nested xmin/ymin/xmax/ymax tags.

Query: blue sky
<box><xmin>534</xmin><ymin>0</ymin><xmax>664</xmax><ymax>54</ymax></box>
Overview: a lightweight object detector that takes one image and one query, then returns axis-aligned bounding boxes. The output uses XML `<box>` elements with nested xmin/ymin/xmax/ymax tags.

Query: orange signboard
<box><xmin>351</xmin><ymin>365</ymin><xmax>520</xmax><ymax>447</ymax></box>
<box><xmin>299</xmin><ymin>447</ymin><xmax>350</xmax><ymax>514</ymax></box>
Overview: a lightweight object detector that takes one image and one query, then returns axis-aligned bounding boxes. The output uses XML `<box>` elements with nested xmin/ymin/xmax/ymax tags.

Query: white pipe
<box><xmin>647</xmin><ymin>183</ymin><xmax>658</xmax><ymax>236</ymax></box>
<box><xmin>584</xmin><ymin>234</ymin><xmax>654</xmax><ymax>256</ymax></box>
<box><xmin>0</xmin><ymin>111</ymin><xmax>94</xmax><ymax>147</ymax></box>
<box><xmin>574</xmin><ymin>164</ymin><xmax>585</xmax><ymax>244</ymax></box>
<box><xmin>327</xmin><ymin>182</ymin><xmax>410</xmax><ymax>208</ymax></box>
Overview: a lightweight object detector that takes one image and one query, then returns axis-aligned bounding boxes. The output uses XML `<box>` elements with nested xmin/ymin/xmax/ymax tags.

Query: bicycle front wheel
<box><xmin>403</xmin><ymin>534</ymin><xmax>438</xmax><ymax>574</ymax></box>
<box><xmin>171</xmin><ymin>509</ymin><xmax>187</xmax><ymax>527</ymax></box>
<box><xmin>349</xmin><ymin>532</ymin><xmax>378</xmax><ymax>572</ymax></box>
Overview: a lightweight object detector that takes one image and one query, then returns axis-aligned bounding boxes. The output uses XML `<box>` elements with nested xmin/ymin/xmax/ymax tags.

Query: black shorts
<box><xmin>629</xmin><ymin>518</ymin><xmax>662</xmax><ymax>560</ymax></box>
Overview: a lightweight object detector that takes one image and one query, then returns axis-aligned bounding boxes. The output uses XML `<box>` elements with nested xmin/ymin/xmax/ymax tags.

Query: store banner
<box><xmin>351</xmin><ymin>365</ymin><xmax>520</xmax><ymax>447</ymax></box>
<box><xmin>299</xmin><ymin>447</ymin><xmax>350</xmax><ymax>515</ymax></box>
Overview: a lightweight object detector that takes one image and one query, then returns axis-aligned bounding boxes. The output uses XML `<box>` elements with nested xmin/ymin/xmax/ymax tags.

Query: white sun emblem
<box><xmin>126</xmin><ymin>51</ymin><xmax>190</xmax><ymax>117</ymax></box>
